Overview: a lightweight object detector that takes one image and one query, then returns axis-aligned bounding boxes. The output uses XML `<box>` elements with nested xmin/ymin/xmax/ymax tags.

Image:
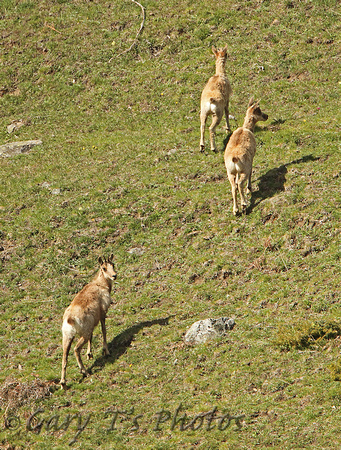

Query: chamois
<box><xmin>200</xmin><ymin>45</ymin><xmax>232</xmax><ymax>152</ymax></box>
<box><xmin>60</xmin><ymin>255</ymin><xmax>116</xmax><ymax>389</ymax></box>
<box><xmin>224</xmin><ymin>98</ymin><xmax>268</xmax><ymax>215</ymax></box>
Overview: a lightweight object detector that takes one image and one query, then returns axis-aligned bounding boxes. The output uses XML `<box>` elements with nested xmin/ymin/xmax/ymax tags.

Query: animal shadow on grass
<box><xmin>88</xmin><ymin>317</ymin><xmax>172</xmax><ymax>375</ymax></box>
<box><xmin>247</xmin><ymin>154</ymin><xmax>319</xmax><ymax>214</ymax></box>
<box><xmin>222</xmin><ymin>131</ymin><xmax>233</xmax><ymax>151</ymax></box>
<box><xmin>202</xmin><ymin>131</ymin><xmax>232</xmax><ymax>154</ymax></box>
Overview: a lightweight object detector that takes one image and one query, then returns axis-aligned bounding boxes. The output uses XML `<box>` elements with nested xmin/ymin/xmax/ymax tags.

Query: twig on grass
<box><xmin>112</xmin><ymin>0</ymin><xmax>146</xmax><ymax>59</ymax></box>
<box><xmin>44</xmin><ymin>22</ymin><xmax>62</xmax><ymax>34</ymax></box>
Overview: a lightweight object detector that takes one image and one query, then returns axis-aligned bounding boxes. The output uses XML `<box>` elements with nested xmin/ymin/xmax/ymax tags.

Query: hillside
<box><xmin>0</xmin><ymin>0</ymin><xmax>340</xmax><ymax>448</ymax></box>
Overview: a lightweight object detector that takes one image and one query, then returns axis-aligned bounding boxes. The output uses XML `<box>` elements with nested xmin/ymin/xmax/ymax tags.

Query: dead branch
<box><xmin>44</xmin><ymin>22</ymin><xmax>62</xmax><ymax>34</ymax></box>
<box><xmin>114</xmin><ymin>0</ymin><xmax>146</xmax><ymax>59</ymax></box>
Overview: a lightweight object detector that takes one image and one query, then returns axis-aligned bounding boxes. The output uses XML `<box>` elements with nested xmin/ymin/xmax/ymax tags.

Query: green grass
<box><xmin>0</xmin><ymin>0</ymin><xmax>340</xmax><ymax>448</ymax></box>
<box><xmin>275</xmin><ymin>319</ymin><xmax>341</xmax><ymax>350</ymax></box>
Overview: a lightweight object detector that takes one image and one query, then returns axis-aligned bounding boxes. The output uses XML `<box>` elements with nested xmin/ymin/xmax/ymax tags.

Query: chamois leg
<box><xmin>101</xmin><ymin>319</ymin><xmax>110</xmax><ymax>356</ymax></box>
<box><xmin>247</xmin><ymin>170</ymin><xmax>252</xmax><ymax>194</ymax></box>
<box><xmin>74</xmin><ymin>337</ymin><xmax>90</xmax><ymax>377</ymax></box>
<box><xmin>224</xmin><ymin>105</ymin><xmax>231</xmax><ymax>133</ymax></box>
<box><xmin>60</xmin><ymin>335</ymin><xmax>74</xmax><ymax>389</ymax></box>
<box><xmin>238</xmin><ymin>174</ymin><xmax>248</xmax><ymax>213</ymax></box>
<box><xmin>86</xmin><ymin>333</ymin><xmax>93</xmax><ymax>360</ymax></box>
<box><xmin>227</xmin><ymin>173</ymin><xmax>238</xmax><ymax>216</ymax></box>
<box><xmin>200</xmin><ymin>111</ymin><xmax>207</xmax><ymax>152</ymax></box>
<box><xmin>209</xmin><ymin>113</ymin><xmax>222</xmax><ymax>152</ymax></box>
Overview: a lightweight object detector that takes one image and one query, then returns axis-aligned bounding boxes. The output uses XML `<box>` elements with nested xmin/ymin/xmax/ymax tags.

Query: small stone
<box><xmin>7</xmin><ymin>120</ymin><xmax>26</xmax><ymax>134</ymax></box>
<box><xmin>51</xmin><ymin>188</ymin><xmax>61</xmax><ymax>195</ymax></box>
<box><xmin>128</xmin><ymin>247</ymin><xmax>145</xmax><ymax>256</ymax></box>
<box><xmin>203</xmin><ymin>260</ymin><xmax>212</xmax><ymax>267</ymax></box>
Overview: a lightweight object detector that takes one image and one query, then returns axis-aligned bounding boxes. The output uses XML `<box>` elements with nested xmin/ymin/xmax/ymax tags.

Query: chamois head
<box><xmin>212</xmin><ymin>45</ymin><xmax>228</xmax><ymax>60</ymax></box>
<box><xmin>247</xmin><ymin>97</ymin><xmax>268</xmax><ymax>123</ymax></box>
<box><xmin>98</xmin><ymin>254</ymin><xmax>117</xmax><ymax>282</ymax></box>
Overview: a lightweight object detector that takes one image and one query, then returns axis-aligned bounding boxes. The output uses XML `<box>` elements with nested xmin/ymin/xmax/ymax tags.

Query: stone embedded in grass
<box><xmin>184</xmin><ymin>317</ymin><xmax>235</xmax><ymax>345</ymax></box>
<box><xmin>40</xmin><ymin>183</ymin><xmax>60</xmax><ymax>195</ymax></box>
<box><xmin>0</xmin><ymin>140</ymin><xmax>42</xmax><ymax>157</ymax></box>
<box><xmin>128</xmin><ymin>247</ymin><xmax>145</xmax><ymax>256</ymax></box>
<box><xmin>7</xmin><ymin>120</ymin><xmax>26</xmax><ymax>134</ymax></box>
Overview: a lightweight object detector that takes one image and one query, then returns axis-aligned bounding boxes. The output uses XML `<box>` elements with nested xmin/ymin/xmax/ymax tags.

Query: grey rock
<box><xmin>7</xmin><ymin>120</ymin><xmax>26</xmax><ymax>134</ymax></box>
<box><xmin>0</xmin><ymin>140</ymin><xmax>42</xmax><ymax>157</ymax></box>
<box><xmin>184</xmin><ymin>317</ymin><xmax>235</xmax><ymax>345</ymax></box>
<box><xmin>128</xmin><ymin>247</ymin><xmax>145</xmax><ymax>256</ymax></box>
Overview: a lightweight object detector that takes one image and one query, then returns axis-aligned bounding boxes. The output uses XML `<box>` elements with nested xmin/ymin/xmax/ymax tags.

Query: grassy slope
<box><xmin>0</xmin><ymin>0</ymin><xmax>340</xmax><ymax>448</ymax></box>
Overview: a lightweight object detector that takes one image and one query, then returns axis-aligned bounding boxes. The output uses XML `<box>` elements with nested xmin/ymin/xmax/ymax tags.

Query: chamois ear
<box><xmin>248</xmin><ymin>97</ymin><xmax>255</xmax><ymax>108</ymax></box>
<box><xmin>98</xmin><ymin>256</ymin><xmax>104</xmax><ymax>266</ymax></box>
<box><xmin>252</xmin><ymin>99</ymin><xmax>260</xmax><ymax>110</ymax></box>
<box><xmin>212</xmin><ymin>45</ymin><xmax>218</xmax><ymax>57</ymax></box>
<box><xmin>109</xmin><ymin>254</ymin><xmax>114</xmax><ymax>263</ymax></box>
<box><xmin>222</xmin><ymin>44</ymin><xmax>228</xmax><ymax>54</ymax></box>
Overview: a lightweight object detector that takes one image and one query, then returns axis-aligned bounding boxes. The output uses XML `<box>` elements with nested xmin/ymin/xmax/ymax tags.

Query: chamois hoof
<box><xmin>60</xmin><ymin>381</ymin><xmax>66</xmax><ymax>390</ymax></box>
<box><xmin>233</xmin><ymin>210</ymin><xmax>239</xmax><ymax>216</ymax></box>
<box><xmin>102</xmin><ymin>348</ymin><xmax>110</xmax><ymax>356</ymax></box>
<box><xmin>200</xmin><ymin>145</ymin><xmax>205</xmax><ymax>152</ymax></box>
<box><xmin>86</xmin><ymin>353</ymin><xmax>93</xmax><ymax>360</ymax></box>
<box><xmin>81</xmin><ymin>369</ymin><xmax>90</xmax><ymax>378</ymax></box>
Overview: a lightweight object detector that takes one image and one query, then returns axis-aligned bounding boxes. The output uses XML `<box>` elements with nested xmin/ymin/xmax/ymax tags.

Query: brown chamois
<box><xmin>200</xmin><ymin>45</ymin><xmax>232</xmax><ymax>152</ymax></box>
<box><xmin>60</xmin><ymin>255</ymin><xmax>117</xmax><ymax>389</ymax></box>
<box><xmin>224</xmin><ymin>98</ymin><xmax>268</xmax><ymax>215</ymax></box>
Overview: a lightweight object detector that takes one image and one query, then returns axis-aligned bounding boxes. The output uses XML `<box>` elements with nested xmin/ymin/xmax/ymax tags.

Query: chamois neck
<box><xmin>243</xmin><ymin>115</ymin><xmax>256</xmax><ymax>132</ymax></box>
<box><xmin>215</xmin><ymin>57</ymin><xmax>226</xmax><ymax>76</ymax></box>
<box><xmin>94</xmin><ymin>269</ymin><xmax>113</xmax><ymax>292</ymax></box>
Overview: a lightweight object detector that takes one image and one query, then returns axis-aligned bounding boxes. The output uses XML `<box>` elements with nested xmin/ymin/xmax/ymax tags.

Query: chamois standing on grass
<box><xmin>200</xmin><ymin>45</ymin><xmax>232</xmax><ymax>152</ymax></box>
<box><xmin>224</xmin><ymin>98</ymin><xmax>268</xmax><ymax>215</ymax></box>
<box><xmin>60</xmin><ymin>255</ymin><xmax>117</xmax><ymax>389</ymax></box>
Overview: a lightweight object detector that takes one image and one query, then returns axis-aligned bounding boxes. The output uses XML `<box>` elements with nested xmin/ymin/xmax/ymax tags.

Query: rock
<box><xmin>184</xmin><ymin>317</ymin><xmax>235</xmax><ymax>345</ymax></box>
<box><xmin>41</xmin><ymin>182</ymin><xmax>61</xmax><ymax>195</ymax></box>
<box><xmin>7</xmin><ymin>119</ymin><xmax>26</xmax><ymax>134</ymax></box>
<box><xmin>0</xmin><ymin>140</ymin><xmax>42</xmax><ymax>157</ymax></box>
<box><xmin>128</xmin><ymin>247</ymin><xmax>145</xmax><ymax>256</ymax></box>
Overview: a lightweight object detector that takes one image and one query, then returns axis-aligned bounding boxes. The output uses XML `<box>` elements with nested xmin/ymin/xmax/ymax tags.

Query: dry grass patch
<box><xmin>275</xmin><ymin>319</ymin><xmax>341</xmax><ymax>351</ymax></box>
<box><xmin>0</xmin><ymin>378</ymin><xmax>52</xmax><ymax>414</ymax></box>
